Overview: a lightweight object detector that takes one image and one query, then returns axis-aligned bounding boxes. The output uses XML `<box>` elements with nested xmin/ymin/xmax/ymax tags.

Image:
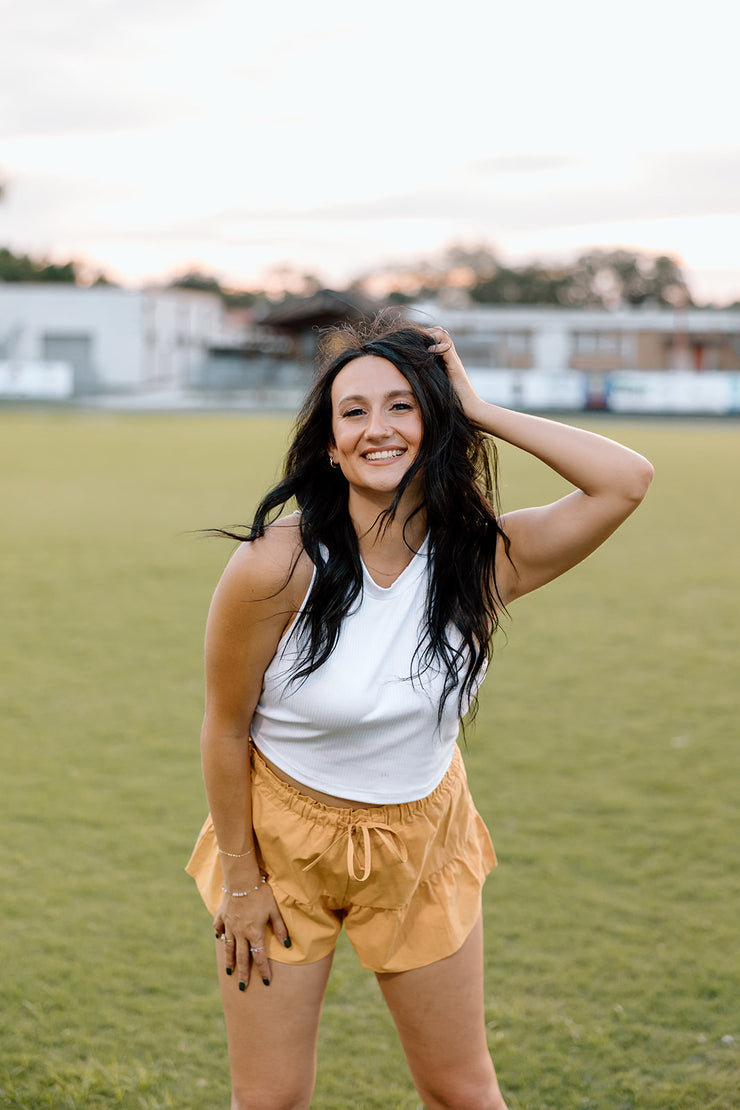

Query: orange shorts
<box><xmin>185</xmin><ymin>744</ymin><xmax>496</xmax><ymax>974</ymax></box>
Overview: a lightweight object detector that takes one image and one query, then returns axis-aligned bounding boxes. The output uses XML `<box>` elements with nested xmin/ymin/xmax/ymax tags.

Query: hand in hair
<box><xmin>427</xmin><ymin>327</ymin><xmax>479</xmax><ymax>419</ymax></box>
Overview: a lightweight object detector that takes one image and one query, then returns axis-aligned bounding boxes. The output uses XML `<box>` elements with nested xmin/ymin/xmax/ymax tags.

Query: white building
<box><xmin>3</xmin><ymin>287</ymin><xmax>740</xmax><ymax>412</ymax></box>
<box><xmin>0</xmin><ymin>284</ymin><xmax>225</xmax><ymax>396</ymax></box>
<box><xmin>421</xmin><ymin>303</ymin><xmax>740</xmax><ymax>374</ymax></box>
<box><xmin>418</xmin><ymin>302</ymin><xmax>740</xmax><ymax>413</ymax></box>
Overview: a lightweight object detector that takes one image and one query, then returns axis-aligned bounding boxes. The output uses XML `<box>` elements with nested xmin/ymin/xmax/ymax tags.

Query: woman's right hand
<box><xmin>214</xmin><ymin>879</ymin><xmax>291</xmax><ymax>990</ymax></box>
<box><xmin>427</xmin><ymin>327</ymin><xmax>484</xmax><ymax>422</ymax></box>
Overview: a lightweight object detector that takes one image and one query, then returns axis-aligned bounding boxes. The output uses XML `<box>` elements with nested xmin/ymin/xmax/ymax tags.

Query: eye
<box><xmin>391</xmin><ymin>401</ymin><xmax>413</xmax><ymax>412</ymax></box>
<box><xmin>341</xmin><ymin>406</ymin><xmax>365</xmax><ymax>418</ymax></box>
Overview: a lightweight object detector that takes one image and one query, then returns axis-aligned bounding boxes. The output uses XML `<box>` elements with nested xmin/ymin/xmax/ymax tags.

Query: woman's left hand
<box><xmin>427</xmin><ymin>327</ymin><xmax>480</xmax><ymax>418</ymax></box>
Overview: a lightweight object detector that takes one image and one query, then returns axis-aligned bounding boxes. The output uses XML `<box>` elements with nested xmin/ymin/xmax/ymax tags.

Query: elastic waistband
<box><xmin>250</xmin><ymin>743</ymin><xmax>463</xmax><ymax>829</ymax></box>
<box><xmin>250</xmin><ymin>743</ymin><xmax>464</xmax><ymax>885</ymax></box>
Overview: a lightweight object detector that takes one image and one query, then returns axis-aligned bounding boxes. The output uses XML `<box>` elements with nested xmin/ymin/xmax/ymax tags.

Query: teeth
<box><xmin>364</xmin><ymin>449</ymin><xmax>404</xmax><ymax>460</ymax></box>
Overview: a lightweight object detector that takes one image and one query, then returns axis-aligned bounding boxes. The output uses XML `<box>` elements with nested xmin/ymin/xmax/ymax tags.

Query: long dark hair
<box><xmin>223</xmin><ymin>317</ymin><xmax>510</xmax><ymax>724</ymax></box>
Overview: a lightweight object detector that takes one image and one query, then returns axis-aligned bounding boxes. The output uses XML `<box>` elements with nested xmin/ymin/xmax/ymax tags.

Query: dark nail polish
<box><xmin>283</xmin><ymin>937</ymin><xmax>292</xmax><ymax>949</ymax></box>
<box><xmin>239</xmin><ymin>981</ymin><xmax>246</xmax><ymax>992</ymax></box>
<box><xmin>225</xmin><ymin>967</ymin><xmax>232</xmax><ymax>976</ymax></box>
<box><xmin>262</xmin><ymin>978</ymin><xmax>270</xmax><ymax>987</ymax></box>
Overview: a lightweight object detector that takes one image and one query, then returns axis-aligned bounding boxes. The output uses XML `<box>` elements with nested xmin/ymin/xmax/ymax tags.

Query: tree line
<box><xmin>349</xmin><ymin>245</ymin><xmax>693</xmax><ymax>310</ymax></box>
<box><xmin>0</xmin><ymin>242</ymin><xmax>706</xmax><ymax>310</ymax></box>
<box><xmin>0</xmin><ymin>247</ymin><xmax>114</xmax><ymax>286</ymax></box>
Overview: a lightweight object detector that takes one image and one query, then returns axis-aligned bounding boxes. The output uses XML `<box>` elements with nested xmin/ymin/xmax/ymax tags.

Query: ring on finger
<box><xmin>250</xmin><ymin>945</ymin><xmax>265</xmax><ymax>954</ymax></box>
<box><xmin>220</xmin><ymin>933</ymin><xmax>228</xmax><ymax>943</ymax></box>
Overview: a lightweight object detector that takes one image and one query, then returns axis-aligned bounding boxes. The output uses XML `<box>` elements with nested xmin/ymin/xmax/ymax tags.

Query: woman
<box><xmin>187</xmin><ymin>320</ymin><xmax>653</xmax><ymax>1110</ymax></box>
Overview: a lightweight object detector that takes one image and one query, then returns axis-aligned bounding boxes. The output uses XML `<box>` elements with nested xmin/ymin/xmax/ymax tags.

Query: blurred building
<box><xmin>422</xmin><ymin>303</ymin><xmax>740</xmax><ymax>413</ymax></box>
<box><xmin>3</xmin><ymin>285</ymin><xmax>740</xmax><ymax>412</ymax></box>
<box><xmin>0</xmin><ymin>283</ymin><xmax>224</xmax><ymax>397</ymax></box>
<box><xmin>198</xmin><ymin>288</ymin><xmax>382</xmax><ymax>396</ymax></box>
<box><xmin>424</xmin><ymin>303</ymin><xmax>740</xmax><ymax>374</ymax></box>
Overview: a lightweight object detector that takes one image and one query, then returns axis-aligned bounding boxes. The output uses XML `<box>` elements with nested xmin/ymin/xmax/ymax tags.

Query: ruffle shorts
<box><xmin>186</xmin><ymin>743</ymin><xmax>496</xmax><ymax>974</ymax></box>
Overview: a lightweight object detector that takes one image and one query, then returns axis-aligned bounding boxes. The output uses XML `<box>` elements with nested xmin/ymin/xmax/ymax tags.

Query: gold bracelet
<box><xmin>218</xmin><ymin>845</ymin><xmax>254</xmax><ymax>859</ymax></box>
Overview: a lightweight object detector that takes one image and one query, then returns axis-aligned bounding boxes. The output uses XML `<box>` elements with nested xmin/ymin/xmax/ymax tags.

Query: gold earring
<box><xmin>329</xmin><ymin>455</ymin><xmax>338</xmax><ymax>468</ymax></box>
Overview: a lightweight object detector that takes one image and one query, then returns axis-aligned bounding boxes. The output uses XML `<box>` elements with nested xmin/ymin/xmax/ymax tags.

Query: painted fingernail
<box><xmin>262</xmin><ymin>978</ymin><xmax>270</xmax><ymax>987</ymax></box>
<box><xmin>225</xmin><ymin>967</ymin><xmax>232</xmax><ymax>976</ymax></box>
<box><xmin>283</xmin><ymin>937</ymin><xmax>292</xmax><ymax>949</ymax></box>
<box><xmin>239</xmin><ymin>981</ymin><xmax>246</xmax><ymax>992</ymax></box>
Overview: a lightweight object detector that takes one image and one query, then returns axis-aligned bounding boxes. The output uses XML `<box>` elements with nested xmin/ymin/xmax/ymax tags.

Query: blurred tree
<box><xmin>556</xmin><ymin>249</ymin><xmax>692</xmax><ymax>308</ymax></box>
<box><xmin>222</xmin><ymin>288</ymin><xmax>262</xmax><ymax>309</ymax></box>
<box><xmin>442</xmin><ymin>244</ymin><xmax>499</xmax><ymax>284</ymax></box>
<box><xmin>351</xmin><ymin>244</ymin><xmax>498</xmax><ymax>303</ymax></box>
<box><xmin>168</xmin><ymin>269</ymin><xmax>264</xmax><ymax>309</ymax></box>
<box><xmin>169</xmin><ymin>270</ymin><xmax>224</xmax><ymax>296</ymax></box>
<box><xmin>0</xmin><ymin>247</ymin><xmax>78</xmax><ymax>282</ymax></box>
<box><xmin>469</xmin><ymin>263</ymin><xmax>570</xmax><ymax>305</ymax></box>
<box><xmin>37</xmin><ymin>260</ymin><xmax>78</xmax><ymax>282</ymax></box>
<box><xmin>648</xmin><ymin>254</ymin><xmax>692</xmax><ymax>307</ymax></box>
<box><xmin>467</xmin><ymin>249</ymin><xmax>691</xmax><ymax>308</ymax></box>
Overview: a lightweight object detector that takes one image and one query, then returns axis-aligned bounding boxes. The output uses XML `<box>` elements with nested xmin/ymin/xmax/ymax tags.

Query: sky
<box><xmin>1</xmin><ymin>0</ymin><xmax>739</xmax><ymax>304</ymax></box>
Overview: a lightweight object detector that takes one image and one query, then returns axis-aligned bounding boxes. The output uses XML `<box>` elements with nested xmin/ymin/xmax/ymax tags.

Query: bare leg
<box><xmin>216</xmin><ymin>939</ymin><xmax>334</xmax><ymax>1110</ymax></box>
<box><xmin>376</xmin><ymin>913</ymin><xmax>508</xmax><ymax>1110</ymax></box>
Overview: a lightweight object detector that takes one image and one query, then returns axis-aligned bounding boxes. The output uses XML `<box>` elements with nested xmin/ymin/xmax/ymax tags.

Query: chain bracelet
<box><xmin>218</xmin><ymin>845</ymin><xmax>255</xmax><ymax>859</ymax></box>
<box><xmin>221</xmin><ymin>876</ymin><xmax>267</xmax><ymax>898</ymax></box>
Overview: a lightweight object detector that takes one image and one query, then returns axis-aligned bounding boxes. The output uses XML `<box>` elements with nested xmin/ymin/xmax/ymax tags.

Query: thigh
<box><xmin>376</xmin><ymin>913</ymin><xmax>507</xmax><ymax>1110</ymax></box>
<box><xmin>217</xmin><ymin>940</ymin><xmax>334</xmax><ymax>1110</ymax></box>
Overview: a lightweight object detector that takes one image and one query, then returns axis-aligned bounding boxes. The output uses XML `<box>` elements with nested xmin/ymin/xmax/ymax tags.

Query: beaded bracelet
<box><xmin>221</xmin><ymin>876</ymin><xmax>267</xmax><ymax>898</ymax></box>
<box><xmin>218</xmin><ymin>845</ymin><xmax>254</xmax><ymax>859</ymax></box>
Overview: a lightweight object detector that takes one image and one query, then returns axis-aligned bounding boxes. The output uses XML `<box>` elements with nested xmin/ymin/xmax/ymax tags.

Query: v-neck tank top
<box><xmin>250</xmin><ymin>537</ymin><xmax>482</xmax><ymax>804</ymax></box>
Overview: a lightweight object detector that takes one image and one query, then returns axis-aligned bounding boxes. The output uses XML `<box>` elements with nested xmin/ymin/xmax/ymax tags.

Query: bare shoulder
<box><xmin>203</xmin><ymin>515</ymin><xmax>313</xmax><ymax>727</ymax></box>
<box><xmin>215</xmin><ymin>513</ymin><xmax>312</xmax><ymax>612</ymax></box>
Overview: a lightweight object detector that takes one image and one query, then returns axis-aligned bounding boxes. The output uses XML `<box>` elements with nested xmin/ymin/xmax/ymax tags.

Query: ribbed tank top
<box><xmin>251</xmin><ymin>537</ymin><xmax>482</xmax><ymax>803</ymax></box>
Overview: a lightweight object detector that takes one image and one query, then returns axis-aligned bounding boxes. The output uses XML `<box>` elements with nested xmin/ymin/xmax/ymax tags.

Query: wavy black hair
<box><xmin>223</xmin><ymin>317</ymin><xmax>510</xmax><ymax>725</ymax></box>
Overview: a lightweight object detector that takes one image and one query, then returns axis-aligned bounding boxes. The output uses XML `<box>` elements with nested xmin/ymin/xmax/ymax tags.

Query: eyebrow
<box><xmin>337</xmin><ymin>389</ymin><xmax>415</xmax><ymax>407</ymax></box>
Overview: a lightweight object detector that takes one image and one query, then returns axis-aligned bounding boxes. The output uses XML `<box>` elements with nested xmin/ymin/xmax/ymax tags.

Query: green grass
<box><xmin>1</xmin><ymin>411</ymin><xmax>738</xmax><ymax>1109</ymax></box>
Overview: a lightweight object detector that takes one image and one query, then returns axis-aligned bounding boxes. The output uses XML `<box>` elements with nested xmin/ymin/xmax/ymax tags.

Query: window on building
<box><xmin>572</xmin><ymin>331</ymin><xmax>623</xmax><ymax>355</ymax></box>
<box><xmin>455</xmin><ymin>330</ymin><xmax>531</xmax><ymax>367</ymax></box>
<box><xmin>500</xmin><ymin>331</ymin><xmax>531</xmax><ymax>355</ymax></box>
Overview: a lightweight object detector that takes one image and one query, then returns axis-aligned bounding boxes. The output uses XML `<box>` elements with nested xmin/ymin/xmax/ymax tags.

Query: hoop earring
<box><xmin>329</xmin><ymin>455</ymin><xmax>338</xmax><ymax>469</ymax></box>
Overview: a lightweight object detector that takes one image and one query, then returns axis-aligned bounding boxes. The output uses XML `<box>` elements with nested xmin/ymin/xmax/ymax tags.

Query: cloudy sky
<box><xmin>1</xmin><ymin>0</ymin><xmax>739</xmax><ymax>303</ymax></box>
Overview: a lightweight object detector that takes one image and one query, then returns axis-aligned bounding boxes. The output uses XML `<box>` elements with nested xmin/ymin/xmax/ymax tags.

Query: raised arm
<box><xmin>201</xmin><ymin>519</ymin><xmax>311</xmax><ymax>987</ymax></box>
<box><xmin>429</xmin><ymin>328</ymin><xmax>654</xmax><ymax>605</ymax></box>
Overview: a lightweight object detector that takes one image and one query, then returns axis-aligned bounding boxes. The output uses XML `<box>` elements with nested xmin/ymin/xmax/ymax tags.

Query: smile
<box><xmin>362</xmin><ymin>448</ymin><xmax>406</xmax><ymax>461</ymax></box>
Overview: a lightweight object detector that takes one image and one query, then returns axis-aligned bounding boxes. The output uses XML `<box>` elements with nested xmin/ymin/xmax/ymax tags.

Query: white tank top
<box><xmin>251</xmin><ymin>537</ymin><xmax>483</xmax><ymax>803</ymax></box>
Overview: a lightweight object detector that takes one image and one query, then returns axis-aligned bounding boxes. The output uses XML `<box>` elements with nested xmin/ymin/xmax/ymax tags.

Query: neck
<box><xmin>347</xmin><ymin>488</ymin><xmax>427</xmax><ymax>558</ymax></box>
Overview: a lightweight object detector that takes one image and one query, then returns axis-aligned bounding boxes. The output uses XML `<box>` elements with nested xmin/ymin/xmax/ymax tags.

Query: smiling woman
<box><xmin>185</xmin><ymin>316</ymin><xmax>653</xmax><ymax>1110</ymax></box>
<box><xmin>328</xmin><ymin>356</ymin><xmax>424</xmax><ymax>507</ymax></box>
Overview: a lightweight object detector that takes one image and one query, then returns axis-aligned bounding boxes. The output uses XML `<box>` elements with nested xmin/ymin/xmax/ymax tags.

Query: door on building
<box><xmin>42</xmin><ymin>334</ymin><xmax>95</xmax><ymax>393</ymax></box>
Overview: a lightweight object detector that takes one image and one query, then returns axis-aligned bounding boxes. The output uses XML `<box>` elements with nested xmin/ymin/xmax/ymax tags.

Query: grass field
<box><xmin>0</xmin><ymin>409</ymin><xmax>738</xmax><ymax>1110</ymax></box>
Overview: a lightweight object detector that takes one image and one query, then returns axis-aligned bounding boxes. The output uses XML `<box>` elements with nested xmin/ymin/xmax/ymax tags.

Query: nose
<box><xmin>365</xmin><ymin>405</ymin><xmax>390</xmax><ymax>440</ymax></box>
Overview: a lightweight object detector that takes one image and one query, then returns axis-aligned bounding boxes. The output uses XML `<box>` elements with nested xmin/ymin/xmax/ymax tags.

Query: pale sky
<box><xmin>1</xmin><ymin>0</ymin><xmax>739</xmax><ymax>304</ymax></box>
